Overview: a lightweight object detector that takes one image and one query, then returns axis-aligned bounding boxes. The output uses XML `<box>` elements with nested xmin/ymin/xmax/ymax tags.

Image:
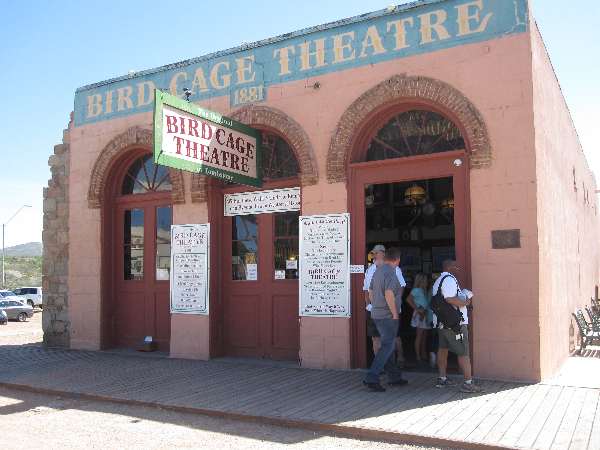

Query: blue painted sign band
<box><xmin>73</xmin><ymin>0</ymin><xmax>528</xmax><ymax>127</ymax></box>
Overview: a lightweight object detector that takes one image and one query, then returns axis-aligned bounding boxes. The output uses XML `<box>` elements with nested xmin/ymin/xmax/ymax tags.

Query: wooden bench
<box><xmin>573</xmin><ymin>309</ymin><xmax>600</xmax><ymax>352</ymax></box>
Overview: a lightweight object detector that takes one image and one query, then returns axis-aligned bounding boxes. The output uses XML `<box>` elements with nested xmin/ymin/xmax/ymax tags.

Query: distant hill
<box><xmin>4</xmin><ymin>242</ymin><xmax>42</xmax><ymax>257</ymax></box>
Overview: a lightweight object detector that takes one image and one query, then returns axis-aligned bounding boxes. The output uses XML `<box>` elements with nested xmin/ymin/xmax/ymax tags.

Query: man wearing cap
<box><xmin>363</xmin><ymin>245</ymin><xmax>386</xmax><ymax>354</ymax></box>
<box><xmin>363</xmin><ymin>245</ymin><xmax>407</xmax><ymax>365</ymax></box>
<box><xmin>363</xmin><ymin>247</ymin><xmax>408</xmax><ymax>391</ymax></box>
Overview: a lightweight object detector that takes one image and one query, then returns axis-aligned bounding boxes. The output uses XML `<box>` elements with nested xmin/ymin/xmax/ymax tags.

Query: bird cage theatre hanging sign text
<box><xmin>153</xmin><ymin>90</ymin><xmax>263</xmax><ymax>187</ymax></box>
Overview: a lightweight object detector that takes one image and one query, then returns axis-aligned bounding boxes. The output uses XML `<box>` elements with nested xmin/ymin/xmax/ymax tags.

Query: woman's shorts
<box><xmin>410</xmin><ymin>311</ymin><xmax>432</xmax><ymax>329</ymax></box>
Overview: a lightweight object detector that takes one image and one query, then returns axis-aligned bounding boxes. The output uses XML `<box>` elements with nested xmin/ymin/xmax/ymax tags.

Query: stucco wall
<box><xmin>66</xmin><ymin>30</ymin><xmax>546</xmax><ymax>379</ymax></box>
<box><xmin>530</xmin><ymin>23</ymin><xmax>600</xmax><ymax>380</ymax></box>
<box><xmin>68</xmin><ymin>114</ymin><xmax>154</xmax><ymax>350</ymax></box>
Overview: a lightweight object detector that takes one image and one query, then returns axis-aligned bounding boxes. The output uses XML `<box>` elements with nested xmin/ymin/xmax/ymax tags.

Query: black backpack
<box><xmin>431</xmin><ymin>275</ymin><xmax>464</xmax><ymax>334</ymax></box>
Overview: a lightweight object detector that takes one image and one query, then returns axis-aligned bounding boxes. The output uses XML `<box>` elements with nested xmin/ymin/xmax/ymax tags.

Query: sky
<box><xmin>0</xmin><ymin>0</ymin><xmax>598</xmax><ymax>247</ymax></box>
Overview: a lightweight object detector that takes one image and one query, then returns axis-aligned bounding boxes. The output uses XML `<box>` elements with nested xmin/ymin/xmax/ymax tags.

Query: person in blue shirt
<box><xmin>407</xmin><ymin>273</ymin><xmax>432</xmax><ymax>365</ymax></box>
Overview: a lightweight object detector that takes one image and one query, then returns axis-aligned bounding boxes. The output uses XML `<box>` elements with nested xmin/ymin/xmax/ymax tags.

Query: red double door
<box><xmin>221</xmin><ymin>209</ymin><xmax>300</xmax><ymax>361</ymax></box>
<box><xmin>111</xmin><ymin>196</ymin><xmax>172</xmax><ymax>351</ymax></box>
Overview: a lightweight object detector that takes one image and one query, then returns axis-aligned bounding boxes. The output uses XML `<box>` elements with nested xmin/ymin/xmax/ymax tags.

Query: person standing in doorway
<box><xmin>432</xmin><ymin>260</ymin><xmax>482</xmax><ymax>393</ymax></box>
<box><xmin>394</xmin><ymin>263</ymin><xmax>407</xmax><ymax>367</ymax></box>
<box><xmin>407</xmin><ymin>273</ymin><xmax>432</xmax><ymax>366</ymax></box>
<box><xmin>363</xmin><ymin>247</ymin><xmax>408</xmax><ymax>392</ymax></box>
<box><xmin>363</xmin><ymin>245</ymin><xmax>386</xmax><ymax>355</ymax></box>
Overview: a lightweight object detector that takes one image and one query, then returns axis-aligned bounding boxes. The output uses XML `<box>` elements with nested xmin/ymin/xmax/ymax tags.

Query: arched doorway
<box><xmin>218</xmin><ymin>130</ymin><xmax>301</xmax><ymax>360</ymax></box>
<box><xmin>349</xmin><ymin>106</ymin><xmax>471</xmax><ymax>368</ymax></box>
<box><xmin>104</xmin><ymin>151</ymin><xmax>173</xmax><ymax>351</ymax></box>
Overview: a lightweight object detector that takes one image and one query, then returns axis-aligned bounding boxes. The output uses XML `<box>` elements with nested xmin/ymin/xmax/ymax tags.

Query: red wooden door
<box><xmin>349</xmin><ymin>151</ymin><xmax>470</xmax><ymax>368</ymax></box>
<box><xmin>113</xmin><ymin>198</ymin><xmax>172</xmax><ymax>351</ymax></box>
<box><xmin>222</xmin><ymin>209</ymin><xmax>300</xmax><ymax>360</ymax></box>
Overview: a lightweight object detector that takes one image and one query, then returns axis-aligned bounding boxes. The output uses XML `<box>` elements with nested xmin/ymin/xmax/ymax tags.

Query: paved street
<box><xmin>2</xmin><ymin>316</ymin><xmax>600</xmax><ymax>449</ymax></box>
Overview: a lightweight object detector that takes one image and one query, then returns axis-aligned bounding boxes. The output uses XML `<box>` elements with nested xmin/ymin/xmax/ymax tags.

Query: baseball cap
<box><xmin>371</xmin><ymin>244</ymin><xmax>386</xmax><ymax>254</ymax></box>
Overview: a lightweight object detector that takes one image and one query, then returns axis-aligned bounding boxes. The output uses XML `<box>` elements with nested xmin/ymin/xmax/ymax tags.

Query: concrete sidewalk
<box><xmin>1</xmin><ymin>344</ymin><xmax>599</xmax><ymax>450</ymax></box>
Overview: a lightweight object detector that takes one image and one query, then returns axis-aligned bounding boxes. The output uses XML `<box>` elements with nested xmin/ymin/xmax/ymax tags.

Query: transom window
<box><xmin>262</xmin><ymin>133</ymin><xmax>299</xmax><ymax>181</ymax></box>
<box><xmin>122</xmin><ymin>154</ymin><xmax>172</xmax><ymax>195</ymax></box>
<box><xmin>366</xmin><ymin>110</ymin><xmax>465</xmax><ymax>162</ymax></box>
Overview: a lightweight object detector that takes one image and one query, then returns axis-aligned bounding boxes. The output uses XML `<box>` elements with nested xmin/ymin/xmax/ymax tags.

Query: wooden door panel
<box><xmin>271</xmin><ymin>294</ymin><xmax>299</xmax><ymax>351</ymax></box>
<box><xmin>112</xmin><ymin>201</ymin><xmax>172</xmax><ymax>351</ymax></box>
<box><xmin>115</xmin><ymin>292</ymin><xmax>145</xmax><ymax>347</ymax></box>
<box><xmin>225</xmin><ymin>294</ymin><xmax>261</xmax><ymax>349</ymax></box>
<box><xmin>154</xmin><ymin>290</ymin><xmax>171</xmax><ymax>350</ymax></box>
<box><xmin>221</xmin><ymin>208</ymin><xmax>299</xmax><ymax>361</ymax></box>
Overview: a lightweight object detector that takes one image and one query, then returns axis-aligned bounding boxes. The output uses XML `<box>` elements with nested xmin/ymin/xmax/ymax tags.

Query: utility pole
<box><xmin>2</xmin><ymin>205</ymin><xmax>31</xmax><ymax>288</ymax></box>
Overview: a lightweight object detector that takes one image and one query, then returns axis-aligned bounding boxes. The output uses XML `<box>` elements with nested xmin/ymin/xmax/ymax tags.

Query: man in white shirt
<box><xmin>363</xmin><ymin>245</ymin><xmax>407</xmax><ymax>362</ymax></box>
<box><xmin>431</xmin><ymin>259</ymin><xmax>482</xmax><ymax>394</ymax></box>
<box><xmin>364</xmin><ymin>245</ymin><xmax>386</xmax><ymax>355</ymax></box>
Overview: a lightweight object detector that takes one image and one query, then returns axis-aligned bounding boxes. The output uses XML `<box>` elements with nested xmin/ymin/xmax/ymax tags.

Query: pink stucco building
<box><xmin>43</xmin><ymin>0</ymin><xmax>599</xmax><ymax>382</ymax></box>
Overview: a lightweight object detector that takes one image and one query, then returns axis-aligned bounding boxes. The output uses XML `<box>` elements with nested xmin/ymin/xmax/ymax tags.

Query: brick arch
<box><xmin>87</xmin><ymin>126</ymin><xmax>185</xmax><ymax>208</ymax></box>
<box><xmin>191</xmin><ymin>105</ymin><xmax>318</xmax><ymax>202</ymax></box>
<box><xmin>327</xmin><ymin>75</ymin><xmax>492</xmax><ymax>183</ymax></box>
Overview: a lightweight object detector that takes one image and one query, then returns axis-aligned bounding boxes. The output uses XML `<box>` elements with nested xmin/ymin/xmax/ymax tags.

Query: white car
<box><xmin>0</xmin><ymin>290</ymin><xmax>28</xmax><ymax>305</ymax></box>
<box><xmin>12</xmin><ymin>287</ymin><xmax>43</xmax><ymax>308</ymax></box>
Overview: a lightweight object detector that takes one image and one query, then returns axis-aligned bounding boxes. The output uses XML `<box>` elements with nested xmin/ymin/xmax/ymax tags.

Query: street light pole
<box><xmin>1</xmin><ymin>205</ymin><xmax>32</xmax><ymax>288</ymax></box>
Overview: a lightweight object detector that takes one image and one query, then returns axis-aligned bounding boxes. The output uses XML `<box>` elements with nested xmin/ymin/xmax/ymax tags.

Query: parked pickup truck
<box><xmin>12</xmin><ymin>287</ymin><xmax>43</xmax><ymax>308</ymax></box>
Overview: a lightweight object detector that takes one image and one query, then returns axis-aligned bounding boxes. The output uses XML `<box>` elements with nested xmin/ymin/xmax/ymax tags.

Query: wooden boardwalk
<box><xmin>1</xmin><ymin>344</ymin><xmax>599</xmax><ymax>449</ymax></box>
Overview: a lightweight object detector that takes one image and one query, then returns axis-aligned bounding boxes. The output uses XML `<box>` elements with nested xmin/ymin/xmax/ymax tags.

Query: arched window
<box><xmin>224</xmin><ymin>132</ymin><xmax>300</xmax><ymax>186</ymax></box>
<box><xmin>261</xmin><ymin>132</ymin><xmax>299</xmax><ymax>181</ymax></box>
<box><xmin>121</xmin><ymin>154</ymin><xmax>172</xmax><ymax>195</ymax></box>
<box><xmin>366</xmin><ymin>110</ymin><xmax>465</xmax><ymax>162</ymax></box>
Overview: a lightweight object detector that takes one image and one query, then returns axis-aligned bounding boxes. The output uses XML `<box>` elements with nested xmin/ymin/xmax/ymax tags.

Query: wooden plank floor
<box><xmin>1</xmin><ymin>345</ymin><xmax>599</xmax><ymax>450</ymax></box>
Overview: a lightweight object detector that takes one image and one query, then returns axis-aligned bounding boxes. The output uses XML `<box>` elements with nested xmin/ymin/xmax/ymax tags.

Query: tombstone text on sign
<box><xmin>299</xmin><ymin>213</ymin><xmax>350</xmax><ymax>317</ymax></box>
<box><xmin>224</xmin><ymin>187</ymin><xmax>300</xmax><ymax>216</ymax></box>
<box><xmin>170</xmin><ymin>224</ymin><xmax>210</xmax><ymax>314</ymax></box>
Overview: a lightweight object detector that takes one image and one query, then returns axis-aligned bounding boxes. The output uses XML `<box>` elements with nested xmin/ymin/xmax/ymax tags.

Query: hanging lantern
<box><xmin>404</xmin><ymin>184</ymin><xmax>427</xmax><ymax>205</ymax></box>
<box><xmin>441</xmin><ymin>197</ymin><xmax>455</xmax><ymax>211</ymax></box>
<box><xmin>365</xmin><ymin>184</ymin><xmax>375</xmax><ymax>207</ymax></box>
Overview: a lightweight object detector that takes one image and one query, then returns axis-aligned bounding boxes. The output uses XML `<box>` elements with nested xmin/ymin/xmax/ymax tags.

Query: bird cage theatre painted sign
<box><xmin>75</xmin><ymin>0</ymin><xmax>528</xmax><ymax>127</ymax></box>
<box><xmin>153</xmin><ymin>90</ymin><xmax>262</xmax><ymax>187</ymax></box>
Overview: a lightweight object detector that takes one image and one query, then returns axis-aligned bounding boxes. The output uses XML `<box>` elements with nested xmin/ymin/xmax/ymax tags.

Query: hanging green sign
<box><xmin>153</xmin><ymin>90</ymin><xmax>262</xmax><ymax>187</ymax></box>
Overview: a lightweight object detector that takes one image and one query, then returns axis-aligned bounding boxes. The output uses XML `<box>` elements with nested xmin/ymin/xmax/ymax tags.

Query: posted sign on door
<box><xmin>299</xmin><ymin>213</ymin><xmax>350</xmax><ymax>317</ymax></box>
<box><xmin>170</xmin><ymin>224</ymin><xmax>210</xmax><ymax>315</ymax></box>
<box><xmin>154</xmin><ymin>90</ymin><xmax>262</xmax><ymax>187</ymax></box>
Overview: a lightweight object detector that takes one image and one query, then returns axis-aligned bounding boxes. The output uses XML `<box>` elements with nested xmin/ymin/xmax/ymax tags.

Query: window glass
<box><xmin>13</xmin><ymin>289</ymin><xmax>22</xmax><ymax>295</ymax></box>
<box><xmin>122</xmin><ymin>154</ymin><xmax>172</xmax><ymax>195</ymax></box>
<box><xmin>156</xmin><ymin>206</ymin><xmax>172</xmax><ymax>281</ymax></box>
<box><xmin>124</xmin><ymin>209</ymin><xmax>144</xmax><ymax>280</ymax></box>
<box><xmin>273</xmin><ymin>212</ymin><xmax>299</xmax><ymax>280</ymax></box>
<box><xmin>262</xmin><ymin>133</ymin><xmax>300</xmax><ymax>180</ymax></box>
<box><xmin>365</xmin><ymin>110</ymin><xmax>465</xmax><ymax>162</ymax></box>
<box><xmin>232</xmin><ymin>215</ymin><xmax>258</xmax><ymax>280</ymax></box>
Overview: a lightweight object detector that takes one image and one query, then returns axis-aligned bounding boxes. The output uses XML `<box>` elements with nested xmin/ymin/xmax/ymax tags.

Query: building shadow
<box><xmin>0</xmin><ymin>344</ymin><xmax>524</xmax><ymax>446</ymax></box>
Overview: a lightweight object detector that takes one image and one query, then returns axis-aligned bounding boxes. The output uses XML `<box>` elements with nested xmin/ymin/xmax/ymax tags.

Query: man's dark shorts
<box><xmin>438</xmin><ymin>325</ymin><xmax>469</xmax><ymax>356</ymax></box>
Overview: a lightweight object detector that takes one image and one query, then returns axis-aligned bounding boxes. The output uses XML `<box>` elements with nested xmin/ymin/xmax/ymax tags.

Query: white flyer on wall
<box><xmin>299</xmin><ymin>213</ymin><xmax>350</xmax><ymax>317</ymax></box>
<box><xmin>170</xmin><ymin>224</ymin><xmax>210</xmax><ymax>314</ymax></box>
